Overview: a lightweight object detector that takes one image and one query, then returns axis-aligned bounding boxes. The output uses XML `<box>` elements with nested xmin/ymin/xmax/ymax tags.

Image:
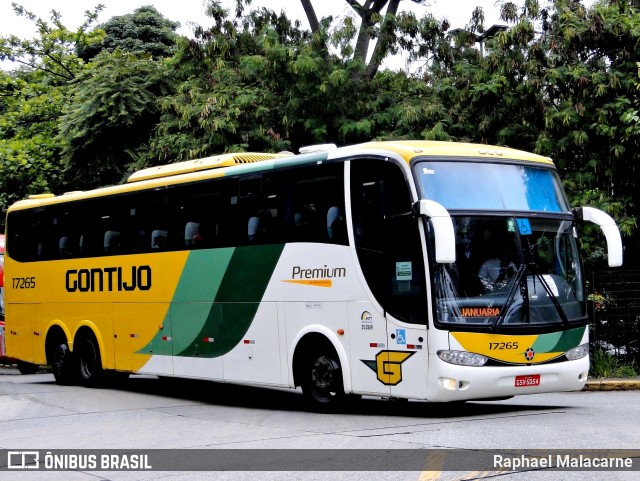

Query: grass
<box><xmin>590</xmin><ymin>349</ymin><xmax>638</xmax><ymax>378</ymax></box>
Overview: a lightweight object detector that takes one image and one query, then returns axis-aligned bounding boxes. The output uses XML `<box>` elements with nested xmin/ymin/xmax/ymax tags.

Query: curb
<box><xmin>582</xmin><ymin>379</ymin><xmax>640</xmax><ymax>391</ymax></box>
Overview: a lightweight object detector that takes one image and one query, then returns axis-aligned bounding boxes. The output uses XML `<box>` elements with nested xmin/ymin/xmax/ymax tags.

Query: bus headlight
<box><xmin>437</xmin><ymin>350</ymin><xmax>488</xmax><ymax>367</ymax></box>
<box><xmin>565</xmin><ymin>343</ymin><xmax>589</xmax><ymax>361</ymax></box>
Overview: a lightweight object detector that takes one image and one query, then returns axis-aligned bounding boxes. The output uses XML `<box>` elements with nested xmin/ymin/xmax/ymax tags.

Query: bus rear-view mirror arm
<box><xmin>573</xmin><ymin>206</ymin><xmax>623</xmax><ymax>267</ymax></box>
<box><xmin>413</xmin><ymin>199</ymin><xmax>456</xmax><ymax>264</ymax></box>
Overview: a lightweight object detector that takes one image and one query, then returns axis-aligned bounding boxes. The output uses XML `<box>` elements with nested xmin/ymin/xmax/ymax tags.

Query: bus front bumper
<box><xmin>426</xmin><ymin>355</ymin><xmax>590</xmax><ymax>402</ymax></box>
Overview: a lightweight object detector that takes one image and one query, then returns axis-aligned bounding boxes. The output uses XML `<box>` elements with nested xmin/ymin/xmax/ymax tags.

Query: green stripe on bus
<box><xmin>549</xmin><ymin>326</ymin><xmax>586</xmax><ymax>352</ymax></box>
<box><xmin>176</xmin><ymin>243</ymin><xmax>285</xmax><ymax>357</ymax></box>
<box><xmin>173</xmin><ymin>248</ymin><xmax>234</xmax><ymax>303</ymax></box>
<box><xmin>137</xmin><ymin>248</ymin><xmax>235</xmax><ymax>356</ymax></box>
<box><xmin>531</xmin><ymin>326</ymin><xmax>585</xmax><ymax>353</ymax></box>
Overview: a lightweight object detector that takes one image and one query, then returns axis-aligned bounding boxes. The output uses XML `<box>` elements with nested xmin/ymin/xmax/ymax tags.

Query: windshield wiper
<box><xmin>528</xmin><ymin>264</ymin><xmax>571</xmax><ymax>328</ymax></box>
<box><xmin>492</xmin><ymin>264</ymin><xmax>527</xmax><ymax>331</ymax></box>
<box><xmin>492</xmin><ymin>264</ymin><xmax>571</xmax><ymax>330</ymax></box>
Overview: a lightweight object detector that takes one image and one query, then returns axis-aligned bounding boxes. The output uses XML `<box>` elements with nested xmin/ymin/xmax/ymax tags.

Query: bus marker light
<box><xmin>337</xmin><ymin>329</ymin><xmax>345</xmax><ymax>335</ymax></box>
<box><xmin>33</xmin><ymin>332</ymin><xmax>40</xmax><ymax>336</ymax></box>
<box><xmin>407</xmin><ymin>344</ymin><xmax>422</xmax><ymax>350</ymax></box>
<box><xmin>130</xmin><ymin>334</ymin><xmax>138</xmax><ymax>338</ymax></box>
<box><xmin>162</xmin><ymin>336</ymin><xmax>171</xmax><ymax>341</ymax></box>
<box><xmin>244</xmin><ymin>340</ymin><xmax>255</xmax><ymax>344</ymax></box>
<box><xmin>203</xmin><ymin>337</ymin><xmax>215</xmax><ymax>343</ymax></box>
<box><xmin>369</xmin><ymin>343</ymin><xmax>386</xmax><ymax>348</ymax></box>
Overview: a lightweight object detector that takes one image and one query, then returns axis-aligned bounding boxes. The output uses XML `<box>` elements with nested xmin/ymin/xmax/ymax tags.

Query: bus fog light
<box><xmin>439</xmin><ymin>377</ymin><xmax>458</xmax><ymax>390</ymax></box>
<box><xmin>437</xmin><ymin>350</ymin><xmax>488</xmax><ymax>367</ymax></box>
<box><xmin>565</xmin><ymin>343</ymin><xmax>589</xmax><ymax>361</ymax></box>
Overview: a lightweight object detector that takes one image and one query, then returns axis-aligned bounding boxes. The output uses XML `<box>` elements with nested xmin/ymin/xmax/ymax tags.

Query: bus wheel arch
<box><xmin>293</xmin><ymin>332</ymin><xmax>349</xmax><ymax>408</ymax></box>
<box><xmin>74</xmin><ymin>326</ymin><xmax>104</xmax><ymax>387</ymax></box>
<box><xmin>45</xmin><ymin>325</ymin><xmax>77</xmax><ymax>385</ymax></box>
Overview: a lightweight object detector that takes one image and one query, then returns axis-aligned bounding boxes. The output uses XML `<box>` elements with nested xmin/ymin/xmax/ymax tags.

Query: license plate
<box><xmin>515</xmin><ymin>374</ymin><xmax>540</xmax><ymax>387</ymax></box>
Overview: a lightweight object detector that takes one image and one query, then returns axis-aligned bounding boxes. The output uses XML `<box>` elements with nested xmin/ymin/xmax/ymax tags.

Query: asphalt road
<box><xmin>0</xmin><ymin>367</ymin><xmax>638</xmax><ymax>481</ymax></box>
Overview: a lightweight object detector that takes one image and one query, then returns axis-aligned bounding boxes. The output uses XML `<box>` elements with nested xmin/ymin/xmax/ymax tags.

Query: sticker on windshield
<box><xmin>422</xmin><ymin>168</ymin><xmax>435</xmax><ymax>175</ymax></box>
<box><xmin>516</xmin><ymin>218</ymin><xmax>532</xmax><ymax>235</ymax></box>
<box><xmin>541</xmin><ymin>275</ymin><xmax>559</xmax><ymax>296</ymax></box>
<box><xmin>396</xmin><ymin>262</ymin><xmax>413</xmax><ymax>281</ymax></box>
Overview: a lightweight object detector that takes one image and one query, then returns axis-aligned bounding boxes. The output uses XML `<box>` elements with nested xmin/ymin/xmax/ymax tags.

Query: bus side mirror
<box><xmin>574</xmin><ymin>207</ymin><xmax>623</xmax><ymax>267</ymax></box>
<box><xmin>413</xmin><ymin>200</ymin><xmax>456</xmax><ymax>263</ymax></box>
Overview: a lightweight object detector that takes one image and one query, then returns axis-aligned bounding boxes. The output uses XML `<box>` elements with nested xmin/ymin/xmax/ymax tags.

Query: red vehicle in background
<box><xmin>1</xmin><ymin>233</ymin><xmax>7</xmax><ymax>359</ymax></box>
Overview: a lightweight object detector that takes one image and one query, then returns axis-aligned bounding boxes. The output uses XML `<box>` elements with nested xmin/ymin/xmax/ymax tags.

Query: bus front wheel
<box><xmin>76</xmin><ymin>333</ymin><xmax>104</xmax><ymax>387</ymax></box>
<box><xmin>301</xmin><ymin>348</ymin><xmax>345</xmax><ymax>408</ymax></box>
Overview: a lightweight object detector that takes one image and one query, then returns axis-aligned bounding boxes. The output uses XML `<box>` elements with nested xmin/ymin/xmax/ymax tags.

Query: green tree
<box><xmin>299</xmin><ymin>0</ymin><xmax>449</xmax><ymax>78</ymax></box>
<box><xmin>0</xmin><ymin>71</ymin><xmax>66</xmax><ymax>225</ymax></box>
<box><xmin>147</xmin><ymin>0</ymin><xmax>447</xmax><ymax>163</ymax></box>
<box><xmin>0</xmin><ymin>2</ymin><xmax>103</xmax><ymax>83</ymax></box>
<box><xmin>59</xmin><ymin>50</ymin><xmax>174</xmax><ymax>188</ymax></box>
<box><xmin>0</xmin><ymin>2</ymin><xmax>103</xmax><ymax>223</ymax></box>
<box><xmin>76</xmin><ymin>5</ymin><xmax>180</xmax><ymax>61</ymax></box>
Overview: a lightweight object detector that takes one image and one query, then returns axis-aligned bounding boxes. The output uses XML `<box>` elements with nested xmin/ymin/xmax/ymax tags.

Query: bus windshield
<box><xmin>431</xmin><ymin>215</ymin><xmax>585</xmax><ymax>328</ymax></box>
<box><xmin>416</xmin><ymin>161</ymin><xmax>570</xmax><ymax>212</ymax></box>
<box><xmin>414</xmin><ymin>160</ymin><xmax>584</xmax><ymax>329</ymax></box>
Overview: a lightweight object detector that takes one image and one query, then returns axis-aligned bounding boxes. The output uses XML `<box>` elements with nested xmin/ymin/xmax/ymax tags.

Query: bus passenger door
<box><xmin>350</xmin><ymin>157</ymin><xmax>429</xmax><ymax>400</ymax></box>
<box><xmin>384</xmin><ymin>215</ymin><xmax>430</xmax><ymax>401</ymax></box>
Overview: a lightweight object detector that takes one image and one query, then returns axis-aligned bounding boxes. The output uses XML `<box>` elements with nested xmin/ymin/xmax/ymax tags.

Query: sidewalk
<box><xmin>582</xmin><ymin>377</ymin><xmax>640</xmax><ymax>391</ymax></box>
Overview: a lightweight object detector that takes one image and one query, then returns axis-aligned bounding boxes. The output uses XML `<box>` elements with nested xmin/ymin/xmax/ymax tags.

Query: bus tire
<box><xmin>17</xmin><ymin>361</ymin><xmax>39</xmax><ymax>375</ymax></box>
<box><xmin>48</xmin><ymin>341</ymin><xmax>78</xmax><ymax>385</ymax></box>
<box><xmin>76</xmin><ymin>332</ymin><xmax>104</xmax><ymax>387</ymax></box>
<box><xmin>301</xmin><ymin>346</ymin><xmax>345</xmax><ymax>409</ymax></box>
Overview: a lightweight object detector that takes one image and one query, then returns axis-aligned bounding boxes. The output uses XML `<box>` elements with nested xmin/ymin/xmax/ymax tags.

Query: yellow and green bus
<box><xmin>3</xmin><ymin>140</ymin><xmax>623</xmax><ymax>405</ymax></box>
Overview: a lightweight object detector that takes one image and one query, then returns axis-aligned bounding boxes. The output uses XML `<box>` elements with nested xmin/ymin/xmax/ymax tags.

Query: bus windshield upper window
<box><xmin>415</xmin><ymin>161</ymin><xmax>570</xmax><ymax>213</ymax></box>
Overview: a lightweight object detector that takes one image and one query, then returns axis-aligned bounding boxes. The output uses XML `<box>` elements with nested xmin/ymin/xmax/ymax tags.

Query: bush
<box><xmin>590</xmin><ymin>349</ymin><xmax>637</xmax><ymax>378</ymax></box>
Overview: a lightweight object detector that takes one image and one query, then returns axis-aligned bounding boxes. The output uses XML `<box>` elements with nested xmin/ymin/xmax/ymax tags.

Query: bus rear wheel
<box><xmin>76</xmin><ymin>333</ymin><xmax>103</xmax><ymax>387</ymax></box>
<box><xmin>49</xmin><ymin>342</ymin><xmax>77</xmax><ymax>385</ymax></box>
<box><xmin>301</xmin><ymin>349</ymin><xmax>345</xmax><ymax>409</ymax></box>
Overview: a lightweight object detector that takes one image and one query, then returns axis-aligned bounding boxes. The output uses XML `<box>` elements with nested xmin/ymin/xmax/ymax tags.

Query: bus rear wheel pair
<box><xmin>46</xmin><ymin>331</ymin><xmax>104</xmax><ymax>387</ymax></box>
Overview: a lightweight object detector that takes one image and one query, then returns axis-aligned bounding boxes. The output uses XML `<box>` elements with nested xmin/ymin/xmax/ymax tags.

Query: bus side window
<box><xmin>327</xmin><ymin>206</ymin><xmax>346</xmax><ymax>242</ymax></box>
<box><xmin>151</xmin><ymin>230</ymin><xmax>168</xmax><ymax>250</ymax></box>
<box><xmin>185</xmin><ymin>222</ymin><xmax>201</xmax><ymax>246</ymax></box>
<box><xmin>104</xmin><ymin>231</ymin><xmax>121</xmax><ymax>254</ymax></box>
<box><xmin>59</xmin><ymin>236</ymin><xmax>75</xmax><ymax>257</ymax></box>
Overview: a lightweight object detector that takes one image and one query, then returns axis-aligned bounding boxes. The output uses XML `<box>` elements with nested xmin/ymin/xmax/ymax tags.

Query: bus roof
<box><xmin>126</xmin><ymin>152</ymin><xmax>294</xmax><ymax>183</ymax></box>
<box><xmin>6</xmin><ymin>141</ymin><xmax>554</xmax><ymax>212</ymax></box>
<box><xmin>352</xmin><ymin>140</ymin><xmax>554</xmax><ymax>165</ymax></box>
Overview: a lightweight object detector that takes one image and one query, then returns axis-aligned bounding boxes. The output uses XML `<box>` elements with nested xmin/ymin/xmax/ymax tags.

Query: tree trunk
<box><xmin>300</xmin><ymin>0</ymin><xmax>321</xmax><ymax>32</ymax></box>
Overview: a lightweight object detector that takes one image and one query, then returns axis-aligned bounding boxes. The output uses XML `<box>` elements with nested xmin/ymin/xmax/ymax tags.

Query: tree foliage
<box><xmin>59</xmin><ymin>51</ymin><xmax>173</xmax><ymax>188</ymax></box>
<box><xmin>76</xmin><ymin>5</ymin><xmax>180</xmax><ymax>61</ymax></box>
<box><xmin>0</xmin><ymin>71</ymin><xmax>66</xmax><ymax>217</ymax></box>
<box><xmin>0</xmin><ymin>2</ymin><xmax>103</xmax><ymax>82</ymax></box>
